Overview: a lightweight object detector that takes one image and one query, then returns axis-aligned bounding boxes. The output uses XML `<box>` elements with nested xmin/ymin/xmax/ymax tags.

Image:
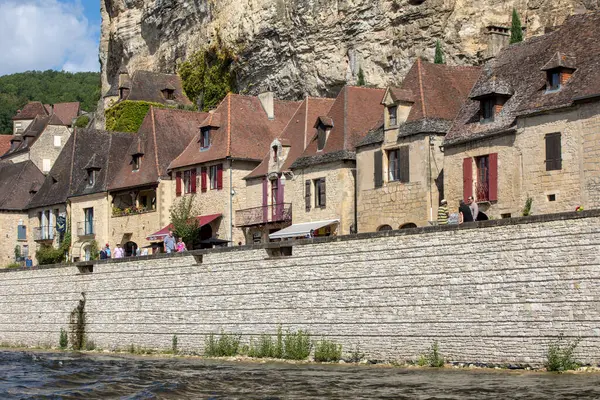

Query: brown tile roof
<box><xmin>12</xmin><ymin>102</ymin><xmax>48</xmax><ymax>121</ymax></box>
<box><xmin>52</xmin><ymin>102</ymin><xmax>80</xmax><ymax>126</ymax></box>
<box><xmin>246</xmin><ymin>97</ymin><xmax>336</xmax><ymax>179</ymax></box>
<box><xmin>290</xmin><ymin>86</ymin><xmax>386</xmax><ymax>168</ymax></box>
<box><xmin>445</xmin><ymin>12</ymin><xmax>600</xmax><ymax>145</ymax></box>
<box><xmin>123</xmin><ymin>70</ymin><xmax>193</xmax><ymax>106</ymax></box>
<box><xmin>108</xmin><ymin>108</ymin><xmax>209</xmax><ymax>190</ymax></box>
<box><xmin>0</xmin><ymin>135</ymin><xmax>11</xmax><ymax>157</ymax></box>
<box><xmin>0</xmin><ymin>161</ymin><xmax>45</xmax><ymax>210</ymax></box>
<box><xmin>1</xmin><ymin>115</ymin><xmax>51</xmax><ymax>158</ymax></box>
<box><xmin>169</xmin><ymin>94</ymin><xmax>300</xmax><ymax>170</ymax></box>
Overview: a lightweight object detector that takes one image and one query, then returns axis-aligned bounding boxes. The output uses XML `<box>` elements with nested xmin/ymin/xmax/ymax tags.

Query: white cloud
<box><xmin>0</xmin><ymin>0</ymin><xmax>99</xmax><ymax>75</ymax></box>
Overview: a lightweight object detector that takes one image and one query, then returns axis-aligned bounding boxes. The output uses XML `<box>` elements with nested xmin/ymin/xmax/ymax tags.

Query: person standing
<box><xmin>176</xmin><ymin>238</ymin><xmax>187</xmax><ymax>252</ymax></box>
<box><xmin>105</xmin><ymin>244</ymin><xmax>112</xmax><ymax>259</ymax></box>
<box><xmin>25</xmin><ymin>256</ymin><xmax>33</xmax><ymax>267</ymax></box>
<box><xmin>437</xmin><ymin>199</ymin><xmax>449</xmax><ymax>225</ymax></box>
<box><xmin>468</xmin><ymin>196</ymin><xmax>479</xmax><ymax>221</ymax></box>
<box><xmin>99</xmin><ymin>247</ymin><xmax>107</xmax><ymax>260</ymax></box>
<box><xmin>459</xmin><ymin>199</ymin><xmax>473</xmax><ymax>224</ymax></box>
<box><xmin>164</xmin><ymin>230</ymin><xmax>176</xmax><ymax>254</ymax></box>
<box><xmin>113</xmin><ymin>244</ymin><xmax>125</xmax><ymax>258</ymax></box>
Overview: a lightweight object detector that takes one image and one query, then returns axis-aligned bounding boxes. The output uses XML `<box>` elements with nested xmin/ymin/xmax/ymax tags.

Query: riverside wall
<box><xmin>1</xmin><ymin>210</ymin><xmax>600</xmax><ymax>365</ymax></box>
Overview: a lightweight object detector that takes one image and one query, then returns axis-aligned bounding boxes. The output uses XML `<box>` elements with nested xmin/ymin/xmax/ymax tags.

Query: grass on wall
<box><xmin>105</xmin><ymin>100</ymin><xmax>166</xmax><ymax>133</ymax></box>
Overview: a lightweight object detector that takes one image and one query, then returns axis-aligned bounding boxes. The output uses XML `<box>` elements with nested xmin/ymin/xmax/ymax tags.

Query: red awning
<box><xmin>146</xmin><ymin>214</ymin><xmax>221</xmax><ymax>241</ymax></box>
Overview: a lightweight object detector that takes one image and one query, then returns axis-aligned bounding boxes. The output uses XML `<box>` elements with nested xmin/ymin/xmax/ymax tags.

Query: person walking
<box><xmin>468</xmin><ymin>196</ymin><xmax>479</xmax><ymax>221</ymax></box>
<box><xmin>25</xmin><ymin>256</ymin><xmax>33</xmax><ymax>267</ymax></box>
<box><xmin>105</xmin><ymin>244</ymin><xmax>112</xmax><ymax>259</ymax></box>
<box><xmin>459</xmin><ymin>199</ymin><xmax>473</xmax><ymax>224</ymax></box>
<box><xmin>164</xmin><ymin>230</ymin><xmax>176</xmax><ymax>254</ymax></box>
<box><xmin>176</xmin><ymin>237</ymin><xmax>187</xmax><ymax>252</ymax></box>
<box><xmin>113</xmin><ymin>244</ymin><xmax>125</xmax><ymax>258</ymax></box>
<box><xmin>437</xmin><ymin>199</ymin><xmax>449</xmax><ymax>225</ymax></box>
<box><xmin>99</xmin><ymin>247</ymin><xmax>107</xmax><ymax>260</ymax></box>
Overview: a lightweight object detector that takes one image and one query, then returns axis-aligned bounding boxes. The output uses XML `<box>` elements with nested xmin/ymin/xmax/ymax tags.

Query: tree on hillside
<box><xmin>357</xmin><ymin>67</ymin><xmax>366</xmax><ymax>86</ymax></box>
<box><xmin>434</xmin><ymin>40</ymin><xmax>445</xmax><ymax>64</ymax></box>
<box><xmin>169</xmin><ymin>195</ymin><xmax>201</xmax><ymax>249</ymax></box>
<box><xmin>510</xmin><ymin>9</ymin><xmax>524</xmax><ymax>44</ymax></box>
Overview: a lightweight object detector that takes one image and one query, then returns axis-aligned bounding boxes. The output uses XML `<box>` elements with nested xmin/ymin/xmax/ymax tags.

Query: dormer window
<box><xmin>162</xmin><ymin>89</ymin><xmax>175</xmax><ymax>100</ymax></box>
<box><xmin>389</xmin><ymin>106</ymin><xmax>398</xmax><ymax>126</ymax></box>
<box><xmin>200</xmin><ymin>128</ymin><xmax>210</xmax><ymax>150</ymax></box>
<box><xmin>482</xmin><ymin>98</ymin><xmax>495</xmax><ymax>122</ymax></box>
<box><xmin>119</xmin><ymin>88</ymin><xmax>130</xmax><ymax>100</ymax></box>
<box><xmin>541</xmin><ymin>53</ymin><xmax>576</xmax><ymax>94</ymax></box>
<box><xmin>548</xmin><ymin>71</ymin><xmax>561</xmax><ymax>91</ymax></box>
<box><xmin>317</xmin><ymin>127</ymin><xmax>326</xmax><ymax>151</ymax></box>
<box><xmin>132</xmin><ymin>154</ymin><xmax>141</xmax><ymax>171</ymax></box>
<box><xmin>87</xmin><ymin>170</ymin><xmax>95</xmax><ymax>187</ymax></box>
<box><xmin>273</xmin><ymin>145</ymin><xmax>278</xmax><ymax>162</ymax></box>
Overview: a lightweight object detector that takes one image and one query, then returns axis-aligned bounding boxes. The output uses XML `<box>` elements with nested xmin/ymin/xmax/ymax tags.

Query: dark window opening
<box><xmin>476</xmin><ymin>155</ymin><xmax>490</xmax><ymax>201</ymax></box>
<box><xmin>388</xmin><ymin>149</ymin><xmax>399</xmax><ymax>181</ymax></box>
<box><xmin>481</xmin><ymin>98</ymin><xmax>495</xmax><ymax>122</ymax></box>
<box><xmin>545</xmin><ymin>132</ymin><xmax>562</xmax><ymax>171</ymax></box>
<box><xmin>501</xmin><ymin>213</ymin><xmax>512</xmax><ymax>219</ymax></box>
<box><xmin>377</xmin><ymin>225</ymin><xmax>393</xmax><ymax>231</ymax></box>
<box><xmin>201</xmin><ymin>128</ymin><xmax>210</xmax><ymax>150</ymax></box>
<box><xmin>210</xmin><ymin>165</ymin><xmax>218</xmax><ymax>190</ymax></box>
<box><xmin>162</xmin><ymin>89</ymin><xmax>175</xmax><ymax>100</ymax></box>
<box><xmin>87</xmin><ymin>170</ymin><xmax>95</xmax><ymax>187</ymax></box>
<box><xmin>273</xmin><ymin>145</ymin><xmax>278</xmax><ymax>162</ymax></box>
<box><xmin>389</xmin><ymin>106</ymin><xmax>398</xmax><ymax>126</ymax></box>
<box><xmin>317</xmin><ymin>127</ymin><xmax>326</xmax><ymax>151</ymax></box>
<box><xmin>132</xmin><ymin>155</ymin><xmax>141</xmax><ymax>171</ymax></box>
<box><xmin>548</xmin><ymin>71</ymin><xmax>561</xmax><ymax>91</ymax></box>
<box><xmin>548</xmin><ymin>194</ymin><xmax>556</xmax><ymax>202</ymax></box>
<box><xmin>183</xmin><ymin>170</ymin><xmax>192</xmax><ymax>194</ymax></box>
<box><xmin>315</xmin><ymin>178</ymin><xmax>326</xmax><ymax>208</ymax></box>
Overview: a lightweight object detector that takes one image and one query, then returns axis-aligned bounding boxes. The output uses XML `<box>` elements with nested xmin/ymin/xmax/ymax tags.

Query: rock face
<box><xmin>100</xmin><ymin>0</ymin><xmax>597</xmax><ymax>101</ymax></box>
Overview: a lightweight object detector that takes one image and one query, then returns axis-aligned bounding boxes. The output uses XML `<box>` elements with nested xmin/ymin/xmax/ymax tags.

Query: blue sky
<box><xmin>0</xmin><ymin>0</ymin><xmax>102</xmax><ymax>76</ymax></box>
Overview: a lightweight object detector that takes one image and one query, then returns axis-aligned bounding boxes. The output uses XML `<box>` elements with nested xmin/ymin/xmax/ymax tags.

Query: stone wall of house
<box><xmin>29</xmin><ymin>125</ymin><xmax>71</xmax><ymax>173</ymax></box>
<box><xmin>291</xmin><ymin>161</ymin><xmax>356</xmax><ymax>235</ymax></box>
<box><xmin>0</xmin><ymin>212</ymin><xmax>29</xmax><ymax>267</ymax></box>
<box><xmin>444</xmin><ymin>102</ymin><xmax>600</xmax><ymax>218</ymax></box>
<box><xmin>357</xmin><ymin>133</ymin><xmax>444</xmax><ymax>232</ymax></box>
<box><xmin>1</xmin><ymin>211</ymin><xmax>600</xmax><ymax>365</ymax></box>
<box><xmin>70</xmin><ymin>193</ymin><xmax>111</xmax><ymax>261</ymax></box>
<box><xmin>27</xmin><ymin>204</ymin><xmax>68</xmax><ymax>265</ymax></box>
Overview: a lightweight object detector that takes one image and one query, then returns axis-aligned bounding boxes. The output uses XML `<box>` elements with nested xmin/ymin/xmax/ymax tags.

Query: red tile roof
<box><xmin>108</xmin><ymin>108</ymin><xmax>209</xmax><ymax>191</ymax></box>
<box><xmin>12</xmin><ymin>102</ymin><xmax>48</xmax><ymax>120</ymax></box>
<box><xmin>124</xmin><ymin>71</ymin><xmax>193</xmax><ymax>106</ymax></box>
<box><xmin>0</xmin><ymin>135</ymin><xmax>11</xmax><ymax>157</ymax></box>
<box><xmin>52</xmin><ymin>102</ymin><xmax>80</xmax><ymax>126</ymax></box>
<box><xmin>169</xmin><ymin>94</ymin><xmax>300</xmax><ymax>170</ymax></box>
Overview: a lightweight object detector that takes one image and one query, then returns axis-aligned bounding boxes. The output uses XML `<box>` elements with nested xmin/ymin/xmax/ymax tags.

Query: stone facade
<box><xmin>444</xmin><ymin>102</ymin><xmax>600</xmax><ymax>218</ymax></box>
<box><xmin>1</xmin><ymin>211</ymin><xmax>600</xmax><ymax>365</ymax></box>
<box><xmin>26</xmin><ymin>204</ymin><xmax>67</xmax><ymax>265</ymax></box>
<box><xmin>70</xmin><ymin>193</ymin><xmax>111</xmax><ymax>261</ymax></box>
<box><xmin>0</xmin><ymin>212</ymin><xmax>29</xmax><ymax>266</ymax></box>
<box><xmin>28</xmin><ymin>125</ymin><xmax>71</xmax><ymax>173</ymax></box>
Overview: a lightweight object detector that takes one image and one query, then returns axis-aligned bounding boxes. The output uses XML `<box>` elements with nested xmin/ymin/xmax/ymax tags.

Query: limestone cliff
<box><xmin>100</xmin><ymin>0</ymin><xmax>598</xmax><ymax>101</ymax></box>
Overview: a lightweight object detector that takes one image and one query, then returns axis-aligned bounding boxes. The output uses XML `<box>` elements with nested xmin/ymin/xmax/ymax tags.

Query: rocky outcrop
<box><xmin>100</xmin><ymin>0</ymin><xmax>597</xmax><ymax>101</ymax></box>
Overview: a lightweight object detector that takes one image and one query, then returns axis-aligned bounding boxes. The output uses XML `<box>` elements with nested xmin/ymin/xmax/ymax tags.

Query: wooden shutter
<box><xmin>545</xmin><ymin>133</ymin><xmax>562</xmax><ymax>171</ymax></box>
<box><xmin>201</xmin><ymin>167</ymin><xmax>207</xmax><ymax>192</ymax></box>
<box><xmin>190</xmin><ymin>168</ymin><xmax>197</xmax><ymax>193</ymax></box>
<box><xmin>399</xmin><ymin>146</ymin><xmax>410</xmax><ymax>183</ymax></box>
<box><xmin>305</xmin><ymin>180</ymin><xmax>311</xmax><ymax>211</ymax></box>
<box><xmin>216</xmin><ymin>164</ymin><xmax>223</xmax><ymax>190</ymax></box>
<box><xmin>463</xmin><ymin>157</ymin><xmax>473</xmax><ymax>201</ymax></box>
<box><xmin>262</xmin><ymin>178</ymin><xmax>268</xmax><ymax>222</ymax></box>
<box><xmin>176</xmin><ymin>171</ymin><xmax>182</xmax><ymax>197</ymax></box>
<box><xmin>319</xmin><ymin>178</ymin><xmax>326</xmax><ymax>207</ymax></box>
<box><xmin>374</xmin><ymin>150</ymin><xmax>383</xmax><ymax>188</ymax></box>
<box><xmin>488</xmin><ymin>153</ymin><xmax>498</xmax><ymax>202</ymax></box>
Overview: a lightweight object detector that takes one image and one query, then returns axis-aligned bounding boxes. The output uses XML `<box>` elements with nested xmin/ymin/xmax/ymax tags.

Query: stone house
<box><xmin>271</xmin><ymin>86</ymin><xmax>385</xmax><ymax>240</ymax></box>
<box><xmin>11</xmin><ymin>102</ymin><xmax>47</xmax><ymax>134</ymax></box>
<box><xmin>107</xmin><ymin>107</ymin><xmax>208</xmax><ymax>254</ymax></box>
<box><xmin>0</xmin><ymin>161</ymin><xmax>45</xmax><ymax>266</ymax></box>
<box><xmin>169</xmin><ymin>93</ymin><xmax>299</xmax><ymax>246</ymax></box>
<box><xmin>241</xmin><ymin>97</ymin><xmax>335</xmax><ymax>243</ymax></box>
<box><xmin>444</xmin><ymin>12</ymin><xmax>600</xmax><ymax>218</ymax></box>
<box><xmin>355</xmin><ymin>60</ymin><xmax>480</xmax><ymax>232</ymax></box>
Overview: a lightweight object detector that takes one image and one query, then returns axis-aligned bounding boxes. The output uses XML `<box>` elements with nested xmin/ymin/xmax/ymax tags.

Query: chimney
<box><xmin>484</xmin><ymin>26</ymin><xmax>510</xmax><ymax>60</ymax></box>
<box><xmin>258</xmin><ymin>92</ymin><xmax>275</xmax><ymax>120</ymax></box>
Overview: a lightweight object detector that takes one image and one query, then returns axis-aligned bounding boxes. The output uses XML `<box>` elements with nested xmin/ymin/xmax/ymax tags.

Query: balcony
<box><xmin>33</xmin><ymin>227</ymin><xmax>55</xmax><ymax>242</ymax></box>
<box><xmin>77</xmin><ymin>221</ymin><xmax>96</xmax><ymax>237</ymax></box>
<box><xmin>476</xmin><ymin>182</ymin><xmax>490</xmax><ymax>202</ymax></box>
<box><xmin>236</xmin><ymin>203</ymin><xmax>292</xmax><ymax>227</ymax></box>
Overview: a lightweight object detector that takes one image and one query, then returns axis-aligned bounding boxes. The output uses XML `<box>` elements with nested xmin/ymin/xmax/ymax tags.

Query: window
<box><xmin>22</xmin><ymin>245</ymin><xmax>29</xmax><ymax>258</ymax></box>
<box><xmin>388</xmin><ymin>149</ymin><xmax>399</xmax><ymax>181</ymax></box>
<box><xmin>54</xmin><ymin>136</ymin><xmax>62</xmax><ymax>147</ymax></box>
<box><xmin>548</xmin><ymin>194</ymin><xmax>556</xmax><ymax>202</ymax></box>
<box><xmin>317</xmin><ymin>127</ymin><xmax>326</xmax><ymax>151</ymax></box>
<box><xmin>314</xmin><ymin>178</ymin><xmax>326</xmax><ymax>208</ymax></box>
<box><xmin>389</xmin><ymin>106</ymin><xmax>398</xmax><ymax>126</ymax></box>
<box><xmin>42</xmin><ymin>159</ymin><xmax>51</xmax><ymax>172</ymax></box>
<box><xmin>210</xmin><ymin>165</ymin><xmax>218</xmax><ymax>190</ymax></box>
<box><xmin>545</xmin><ymin>132</ymin><xmax>562</xmax><ymax>171</ymax></box>
<box><xmin>201</xmin><ymin>128</ymin><xmax>210</xmax><ymax>149</ymax></box>
<box><xmin>305</xmin><ymin>180</ymin><xmax>311</xmax><ymax>211</ymax></box>
<box><xmin>84</xmin><ymin>208</ymin><xmax>94</xmax><ymax>235</ymax></box>
<box><xmin>273</xmin><ymin>145</ymin><xmax>278</xmax><ymax>162</ymax></box>
<box><xmin>481</xmin><ymin>98</ymin><xmax>495</xmax><ymax>122</ymax></box>
<box><xmin>475</xmin><ymin>155</ymin><xmax>490</xmax><ymax>201</ymax></box>
<box><xmin>548</xmin><ymin>71</ymin><xmax>561</xmax><ymax>91</ymax></box>
<box><xmin>87</xmin><ymin>170</ymin><xmax>95</xmax><ymax>187</ymax></box>
<box><xmin>387</xmin><ymin>147</ymin><xmax>409</xmax><ymax>183</ymax></box>
<box><xmin>184</xmin><ymin>170</ymin><xmax>192</xmax><ymax>194</ymax></box>
<box><xmin>15</xmin><ymin>122</ymin><xmax>21</xmax><ymax>128</ymax></box>
<box><xmin>374</xmin><ymin>149</ymin><xmax>383</xmax><ymax>188</ymax></box>
<box><xmin>132</xmin><ymin>155</ymin><xmax>141</xmax><ymax>171</ymax></box>
<box><xmin>17</xmin><ymin>225</ymin><xmax>27</xmax><ymax>240</ymax></box>
<box><xmin>162</xmin><ymin>89</ymin><xmax>175</xmax><ymax>100</ymax></box>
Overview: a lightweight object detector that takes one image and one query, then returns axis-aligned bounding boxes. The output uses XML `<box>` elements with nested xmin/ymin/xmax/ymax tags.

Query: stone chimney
<box><xmin>258</xmin><ymin>92</ymin><xmax>275</xmax><ymax>120</ymax></box>
<box><xmin>484</xmin><ymin>26</ymin><xmax>510</xmax><ymax>60</ymax></box>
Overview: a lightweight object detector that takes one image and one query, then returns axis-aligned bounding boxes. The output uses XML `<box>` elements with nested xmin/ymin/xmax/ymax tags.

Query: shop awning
<box><xmin>146</xmin><ymin>214</ymin><xmax>221</xmax><ymax>241</ymax></box>
<box><xmin>268</xmin><ymin>219</ymin><xmax>339</xmax><ymax>240</ymax></box>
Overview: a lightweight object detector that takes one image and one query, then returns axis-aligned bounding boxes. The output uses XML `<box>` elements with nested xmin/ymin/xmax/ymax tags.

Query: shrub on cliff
<box><xmin>74</xmin><ymin>115</ymin><xmax>90</xmax><ymax>128</ymax></box>
<box><xmin>105</xmin><ymin>100</ymin><xmax>165</xmax><ymax>133</ymax></box>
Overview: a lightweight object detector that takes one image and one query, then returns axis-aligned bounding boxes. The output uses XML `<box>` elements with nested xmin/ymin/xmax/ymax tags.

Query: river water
<box><xmin>1</xmin><ymin>351</ymin><xmax>600</xmax><ymax>399</ymax></box>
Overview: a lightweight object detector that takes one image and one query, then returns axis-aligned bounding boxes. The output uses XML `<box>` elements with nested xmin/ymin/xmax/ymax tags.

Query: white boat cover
<box><xmin>268</xmin><ymin>219</ymin><xmax>339</xmax><ymax>239</ymax></box>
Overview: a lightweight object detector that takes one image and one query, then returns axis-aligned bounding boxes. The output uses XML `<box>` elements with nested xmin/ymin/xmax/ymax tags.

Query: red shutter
<box><xmin>462</xmin><ymin>157</ymin><xmax>473</xmax><ymax>201</ymax></box>
<box><xmin>262</xmin><ymin>178</ymin><xmax>268</xmax><ymax>223</ymax></box>
<box><xmin>201</xmin><ymin>167</ymin><xmax>207</xmax><ymax>192</ymax></box>
<box><xmin>217</xmin><ymin>164</ymin><xmax>223</xmax><ymax>190</ymax></box>
<box><xmin>190</xmin><ymin>168</ymin><xmax>197</xmax><ymax>193</ymax></box>
<box><xmin>488</xmin><ymin>153</ymin><xmax>498</xmax><ymax>202</ymax></box>
<box><xmin>176</xmin><ymin>171</ymin><xmax>182</xmax><ymax>197</ymax></box>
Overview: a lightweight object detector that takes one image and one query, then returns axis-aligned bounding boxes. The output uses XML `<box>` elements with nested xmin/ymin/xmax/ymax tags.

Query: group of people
<box><xmin>99</xmin><ymin>243</ymin><xmax>124</xmax><ymax>259</ymax></box>
<box><xmin>162</xmin><ymin>230</ymin><xmax>187</xmax><ymax>253</ymax></box>
<box><xmin>437</xmin><ymin>196</ymin><xmax>482</xmax><ymax>225</ymax></box>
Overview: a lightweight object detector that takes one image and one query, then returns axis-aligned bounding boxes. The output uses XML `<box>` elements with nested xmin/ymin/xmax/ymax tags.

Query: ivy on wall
<box><xmin>105</xmin><ymin>100</ymin><xmax>166</xmax><ymax>133</ymax></box>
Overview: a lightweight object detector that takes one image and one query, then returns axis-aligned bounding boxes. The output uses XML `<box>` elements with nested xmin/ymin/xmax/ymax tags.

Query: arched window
<box><xmin>400</xmin><ymin>223</ymin><xmax>417</xmax><ymax>229</ymax></box>
<box><xmin>377</xmin><ymin>224</ymin><xmax>393</xmax><ymax>232</ymax></box>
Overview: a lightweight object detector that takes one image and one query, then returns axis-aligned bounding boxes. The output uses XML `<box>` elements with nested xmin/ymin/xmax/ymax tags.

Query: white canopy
<box><xmin>269</xmin><ymin>219</ymin><xmax>339</xmax><ymax>240</ymax></box>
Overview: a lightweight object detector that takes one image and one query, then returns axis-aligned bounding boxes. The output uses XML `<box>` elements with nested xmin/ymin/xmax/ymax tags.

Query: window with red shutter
<box><xmin>305</xmin><ymin>180</ymin><xmax>311</xmax><ymax>212</ymax></box>
<box><xmin>463</xmin><ymin>157</ymin><xmax>473</xmax><ymax>201</ymax></box>
<box><xmin>176</xmin><ymin>171</ymin><xmax>182</xmax><ymax>197</ymax></box>
<box><xmin>201</xmin><ymin>167</ymin><xmax>207</xmax><ymax>192</ymax></box>
<box><xmin>488</xmin><ymin>153</ymin><xmax>498</xmax><ymax>202</ymax></box>
<box><xmin>216</xmin><ymin>164</ymin><xmax>223</xmax><ymax>190</ymax></box>
<box><xmin>191</xmin><ymin>168</ymin><xmax>197</xmax><ymax>193</ymax></box>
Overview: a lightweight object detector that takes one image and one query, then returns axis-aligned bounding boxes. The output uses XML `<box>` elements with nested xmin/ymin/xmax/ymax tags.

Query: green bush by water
<box><xmin>172</xmin><ymin>335</ymin><xmax>178</xmax><ymax>354</ymax></box>
<box><xmin>417</xmin><ymin>341</ymin><xmax>444</xmax><ymax>367</ymax></box>
<box><xmin>545</xmin><ymin>335</ymin><xmax>580</xmax><ymax>372</ymax></box>
<box><xmin>283</xmin><ymin>329</ymin><xmax>312</xmax><ymax>360</ymax></box>
<box><xmin>204</xmin><ymin>331</ymin><xmax>241</xmax><ymax>357</ymax></box>
<box><xmin>247</xmin><ymin>327</ymin><xmax>283</xmax><ymax>359</ymax></box>
<box><xmin>314</xmin><ymin>338</ymin><xmax>342</xmax><ymax>362</ymax></box>
<box><xmin>59</xmin><ymin>328</ymin><xmax>68</xmax><ymax>349</ymax></box>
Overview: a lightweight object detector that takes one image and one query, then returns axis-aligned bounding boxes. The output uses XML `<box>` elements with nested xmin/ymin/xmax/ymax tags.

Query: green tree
<box><xmin>510</xmin><ymin>9</ymin><xmax>523</xmax><ymax>44</ymax></box>
<box><xmin>74</xmin><ymin>115</ymin><xmax>90</xmax><ymax>128</ymax></box>
<box><xmin>169</xmin><ymin>195</ymin><xmax>201</xmax><ymax>249</ymax></box>
<box><xmin>357</xmin><ymin>67</ymin><xmax>366</xmax><ymax>86</ymax></box>
<box><xmin>434</xmin><ymin>40</ymin><xmax>445</xmax><ymax>64</ymax></box>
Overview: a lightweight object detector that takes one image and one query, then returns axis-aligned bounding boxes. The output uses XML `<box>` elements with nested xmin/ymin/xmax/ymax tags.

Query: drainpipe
<box><xmin>351</xmin><ymin>168</ymin><xmax>358</xmax><ymax>234</ymax></box>
<box><xmin>428</xmin><ymin>135</ymin><xmax>434</xmax><ymax>222</ymax></box>
<box><xmin>228</xmin><ymin>157</ymin><xmax>233</xmax><ymax>246</ymax></box>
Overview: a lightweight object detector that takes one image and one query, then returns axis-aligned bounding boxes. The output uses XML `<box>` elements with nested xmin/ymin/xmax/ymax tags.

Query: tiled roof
<box><xmin>290</xmin><ymin>86</ymin><xmax>386</xmax><ymax>168</ymax></box>
<box><xmin>0</xmin><ymin>161</ymin><xmax>45</xmax><ymax>210</ymax></box>
<box><xmin>169</xmin><ymin>94</ymin><xmax>300</xmax><ymax>170</ymax></box>
<box><xmin>52</xmin><ymin>102</ymin><xmax>80</xmax><ymax>126</ymax></box>
<box><xmin>12</xmin><ymin>102</ymin><xmax>48</xmax><ymax>120</ymax></box>
<box><xmin>0</xmin><ymin>135</ymin><xmax>11</xmax><ymax>157</ymax></box>
<box><xmin>1</xmin><ymin>115</ymin><xmax>51</xmax><ymax>158</ymax></box>
<box><xmin>109</xmin><ymin>108</ymin><xmax>209</xmax><ymax>190</ymax></box>
<box><xmin>246</xmin><ymin>97</ymin><xmax>335</xmax><ymax>179</ymax></box>
<box><xmin>445</xmin><ymin>12</ymin><xmax>600</xmax><ymax>146</ymax></box>
<box><xmin>123</xmin><ymin>70</ymin><xmax>193</xmax><ymax>106</ymax></box>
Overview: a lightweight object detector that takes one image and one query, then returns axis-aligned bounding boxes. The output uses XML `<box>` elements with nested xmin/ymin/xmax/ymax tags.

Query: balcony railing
<box><xmin>33</xmin><ymin>227</ymin><xmax>55</xmax><ymax>241</ymax></box>
<box><xmin>77</xmin><ymin>221</ymin><xmax>96</xmax><ymax>237</ymax></box>
<box><xmin>476</xmin><ymin>181</ymin><xmax>490</xmax><ymax>202</ymax></box>
<box><xmin>236</xmin><ymin>203</ymin><xmax>292</xmax><ymax>227</ymax></box>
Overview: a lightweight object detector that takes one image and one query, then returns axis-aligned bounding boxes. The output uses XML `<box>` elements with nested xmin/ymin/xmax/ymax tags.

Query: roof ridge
<box><xmin>150</xmin><ymin>106</ymin><xmax>161</xmax><ymax>178</ymax></box>
<box><xmin>416</xmin><ymin>58</ymin><xmax>427</xmax><ymax>118</ymax></box>
<box><xmin>226</xmin><ymin>94</ymin><xmax>232</xmax><ymax>157</ymax></box>
<box><xmin>104</xmin><ymin>133</ymin><xmax>113</xmax><ymax>188</ymax></box>
<box><xmin>274</xmin><ymin>100</ymin><xmax>305</xmax><ymax>146</ymax></box>
<box><xmin>67</xmin><ymin>129</ymin><xmax>78</xmax><ymax>194</ymax></box>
